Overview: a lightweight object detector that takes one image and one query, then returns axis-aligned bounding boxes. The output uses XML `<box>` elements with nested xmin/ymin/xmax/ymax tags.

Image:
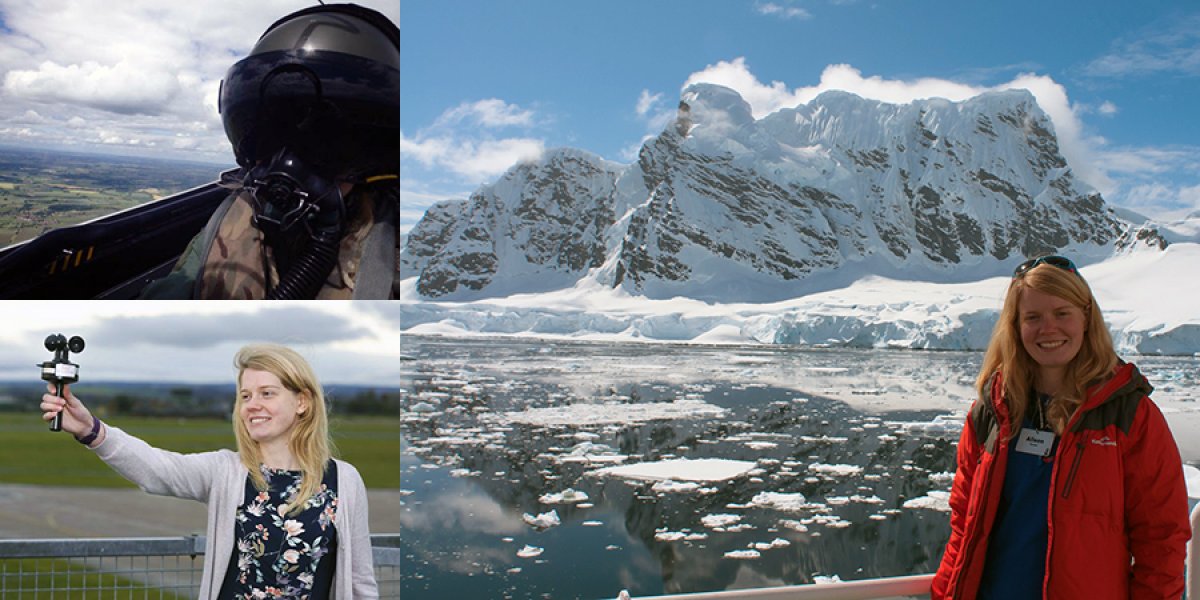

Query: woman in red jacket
<box><xmin>932</xmin><ymin>255</ymin><xmax>1190</xmax><ymax>599</ymax></box>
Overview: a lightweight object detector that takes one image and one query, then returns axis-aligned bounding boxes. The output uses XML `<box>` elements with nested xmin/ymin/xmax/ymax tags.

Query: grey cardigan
<box><xmin>92</xmin><ymin>425</ymin><xmax>378</xmax><ymax>599</ymax></box>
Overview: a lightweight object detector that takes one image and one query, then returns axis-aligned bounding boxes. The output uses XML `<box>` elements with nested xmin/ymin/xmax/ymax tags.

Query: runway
<box><xmin>0</xmin><ymin>484</ymin><xmax>401</xmax><ymax>539</ymax></box>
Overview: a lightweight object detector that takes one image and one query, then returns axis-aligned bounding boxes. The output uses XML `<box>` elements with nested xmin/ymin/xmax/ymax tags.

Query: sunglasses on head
<box><xmin>1012</xmin><ymin>255</ymin><xmax>1079</xmax><ymax>278</ymax></box>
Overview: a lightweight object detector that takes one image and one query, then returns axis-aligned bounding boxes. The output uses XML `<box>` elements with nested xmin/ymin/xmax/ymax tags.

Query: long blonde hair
<box><xmin>232</xmin><ymin>344</ymin><xmax>335</xmax><ymax>516</ymax></box>
<box><xmin>976</xmin><ymin>263</ymin><xmax>1117</xmax><ymax>436</ymax></box>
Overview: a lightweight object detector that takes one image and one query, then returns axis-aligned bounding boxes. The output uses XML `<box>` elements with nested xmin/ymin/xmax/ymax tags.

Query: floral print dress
<box><xmin>217</xmin><ymin>461</ymin><xmax>339</xmax><ymax>599</ymax></box>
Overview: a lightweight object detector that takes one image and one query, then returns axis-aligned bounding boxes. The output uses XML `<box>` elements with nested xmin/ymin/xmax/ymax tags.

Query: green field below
<box><xmin>0</xmin><ymin>414</ymin><xmax>399</xmax><ymax>489</ymax></box>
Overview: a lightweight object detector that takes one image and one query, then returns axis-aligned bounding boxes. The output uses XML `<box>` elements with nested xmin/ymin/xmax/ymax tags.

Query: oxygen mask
<box><xmin>246</xmin><ymin>148</ymin><xmax>345</xmax><ymax>245</ymax></box>
<box><xmin>244</xmin><ymin>148</ymin><xmax>346</xmax><ymax>299</ymax></box>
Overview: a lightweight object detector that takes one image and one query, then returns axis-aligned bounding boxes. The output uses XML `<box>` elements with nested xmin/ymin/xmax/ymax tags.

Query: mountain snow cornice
<box><xmin>402</xmin><ymin>85</ymin><xmax>1165</xmax><ymax>302</ymax></box>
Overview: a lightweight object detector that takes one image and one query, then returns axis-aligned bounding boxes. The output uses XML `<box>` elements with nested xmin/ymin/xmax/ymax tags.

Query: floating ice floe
<box><xmin>654</xmin><ymin>529</ymin><xmax>709</xmax><ymax>542</ymax></box>
<box><xmin>652</xmin><ymin>480</ymin><xmax>701</xmax><ymax>494</ymax></box>
<box><xmin>929</xmin><ymin>471</ymin><xmax>956</xmax><ymax>486</ymax></box>
<box><xmin>591</xmin><ymin>458</ymin><xmax>757</xmax><ymax>483</ymax></box>
<box><xmin>582</xmin><ymin>520</ymin><xmax>603</xmax><ymax>526</ymax></box>
<box><xmin>750</xmin><ymin>491</ymin><xmax>811</xmax><ymax>512</ymax></box>
<box><xmin>522</xmin><ymin>510</ymin><xmax>561</xmax><ymax>529</ymax></box>
<box><xmin>701</xmin><ymin>514</ymin><xmax>743</xmax><ymax>529</ymax></box>
<box><xmin>539</xmin><ymin>488</ymin><xmax>590</xmax><ymax>504</ymax></box>
<box><xmin>753</xmin><ymin>538</ymin><xmax>791</xmax><ymax>550</ymax></box>
<box><xmin>557</xmin><ymin>442</ymin><xmax>629</xmax><ymax>465</ymax></box>
<box><xmin>724</xmin><ymin>549</ymin><xmax>761</xmax><ymax>559</ymax></box>
<box><xmin>492</xmin><ymin>398</ymin><xmax>727</xmax><ymax>427</ymax></box>
<box><xmin>809</xmin><ymin>463</ymin><xmax>864</xmax><ymax>477</ymax></box>
<box><xmin>516</xmin><ymin>545</ymin><xmax>544</xmax><ymax>558</ymax></box>
<box><xmin>409</xmin><ymin>402</ymin><xmax>436</xmax><ymax>413</ymax></box>
<box><xmin>778</xmin><ymin>519</ymin><xmax>808</xmax><ymax>532</ymax></box>
<box><xmin>889</xmin><ymin>414</ymin><xmax>964</xmax><ymax>437</ymax></box>
<box><xmin>814</xmin><ymin>575</ymin><xmax>844</xmax><ymax>584</ymax></box>
<box><xmin>903</xmin><ymin>490</ymin><xmax>952</xmax><ymax>512</ymax></box>
<box><xmin>803</xmin><ymin>514</ymin><xmax>852</xmax><ymax>529</ymax></box>
<box><xmin>744</xmin><ymin>441</ymin><xmax>778</xmax><ymax>450</ymax></box>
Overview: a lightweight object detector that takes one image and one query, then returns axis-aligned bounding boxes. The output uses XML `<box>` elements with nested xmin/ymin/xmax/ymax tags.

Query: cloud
<box><xmin>0</xmin><ymin>302</ymin><xmax>398</xmax><ymax>384</ymax></box>
<box><xmin>1118</xmin><ymin>182</ymin><xmax>1200</xmax><ymax>218</ymax></box>
<box><xmin>5</xmin><ymin>60</ymin><xmax>181</xmax><ymax>116</ymax></box>
<box><xmin>89</xmin><ymin>307</ymin><xmax>371</xmax><ymax>349</ymax></box>
<box><xmin>636</xmin><ymin>90</ymin><xmax>662</xmax><ymax>117</ymax></box>
<box><xmin>402</xmin><ymin>132</ymin><xmax>545</xmax><ymax>181</ymax></box>
<box><xmin>433</xmin><ymin>98</ymin><xmax>536</xmax><ymax>129</ymax></box>
<box><xmin>1098</xmin><ymin>101</ymin><xmax>1118</xmax><ymax>116</ymax></box>
<box><xmin>754</xmin><ymin>2</ymin><xmax>812</xmax><ymax>20</ymax></box>
<box><xmin>1090</xmin><ymin>145</ymin><xmax>1200</xmax><ymax>218</ymax></box>
<box><xmin>1083</xmin><ymin>13</ymin><xmax>1200</xmax><ymax>78</ymax></box>
<box><xmin>401</xmin><ymin>96</ymin><xmax>546</xmax><ymax>183</ymax></box>
<box><xmin>0</xmin><ymin>0</ymin><xmax>399</xmax><ymax>162</ymax></box>
<box><xmin>682</xmin><ymin>59</ymin><xmax>1111</xmax><ymax>196</ymax></box>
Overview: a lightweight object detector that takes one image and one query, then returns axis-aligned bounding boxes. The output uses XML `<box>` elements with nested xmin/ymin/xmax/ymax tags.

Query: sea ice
<box><xmin>778</xmin><ymin>519</ymin><xmax>808</xmax><ymax>532</ymax></box>
<box><xmin>723</xmin><ymin>549</ymin><xmax>761</xmax><ymax>559</ymax></box>
<box><xmin>701</xmin><ymin>514</ymin><xmax>743</xmax><ymax>528</ymax></box>
<box><xmin>493</xmin><ymin>398</ymin><xmax>727</xmax><ymax>426</ymax></box>
<box><xmin>522</xmin><ymin>510</ymin><xmax>561</xmax><ymax>529</ymax></box>
<box><xmin>591</xmin><ymin>458</ymin><xmax>757</xmax><ymax>483</ymax></box>
<box><xmin>809</xmin><ymin>463</ymin><xmax>864</xmax><ymax>476</ymax></box>
<box><xmin>516</xmin><ymin>545</ymin><xmax>544</xmax><ymax>558</ymax></box>
<box><xmin>539</xmin><ymin>488</ymin><xmax>590</xmax><ymax>504</ymax></box>
<box><xmin>652</xmin><ymin>480</ymin><xmax>702</xmax><ymax>493</ymax></box>
<box><xmin>753</xmin><ymin>538</ymin><xmax>791</xmax><ymax>550</ymax></box>
<box><xmin>903</xmin><ymin>490</ymin><xmax>952</xmax><ymax>512</ymax></box>
<box><xmin>750</xmin><ymin>491</ymin><xmax>810</xmax><ymax>512</ymax></box>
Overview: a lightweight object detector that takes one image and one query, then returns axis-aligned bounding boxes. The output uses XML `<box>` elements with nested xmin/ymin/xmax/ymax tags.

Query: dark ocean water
<box><xmin>400</xmin><ymin>336</ymin><xmax>1198</xmax><ymax>599</ymax></box>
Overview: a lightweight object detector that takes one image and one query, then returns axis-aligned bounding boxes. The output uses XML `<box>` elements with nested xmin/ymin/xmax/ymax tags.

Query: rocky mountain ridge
<box><xmin>403</xmin><ymin>85</ymin><xmax>1164</xmax><ymax>302</ymax></box>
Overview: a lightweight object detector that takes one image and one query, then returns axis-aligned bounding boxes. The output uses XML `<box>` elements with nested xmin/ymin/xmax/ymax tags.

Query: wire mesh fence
<box><xmin>0</xmin><ymin>534</ymin><xmax>400</xmax><ymax>599</ymax></box>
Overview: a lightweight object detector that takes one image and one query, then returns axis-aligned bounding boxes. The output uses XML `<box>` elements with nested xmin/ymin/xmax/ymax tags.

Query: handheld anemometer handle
<box><xmin>50</xmin><ymin>381</ymin><xmax>64</xmax><ymax>432</ymax></box>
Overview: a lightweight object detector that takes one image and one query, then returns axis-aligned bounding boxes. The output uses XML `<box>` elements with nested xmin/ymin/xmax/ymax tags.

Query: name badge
<box><xmin>1015</xmin><ymin>428</ymin><xmax>1055</xmax><ymax>457</ymax></box>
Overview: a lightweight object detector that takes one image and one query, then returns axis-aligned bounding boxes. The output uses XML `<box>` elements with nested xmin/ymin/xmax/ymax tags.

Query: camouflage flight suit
<box><xmin>141</xmin><ymin>184</ymin><xmax>398</xmax><ymax>299</ymax></box>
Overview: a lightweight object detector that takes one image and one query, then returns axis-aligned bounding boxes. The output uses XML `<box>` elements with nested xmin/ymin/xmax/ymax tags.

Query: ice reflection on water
<box><xmin>399</xmin><ymin>337</ymin><xmax>1195</xmax><ymax>599</ymax></box>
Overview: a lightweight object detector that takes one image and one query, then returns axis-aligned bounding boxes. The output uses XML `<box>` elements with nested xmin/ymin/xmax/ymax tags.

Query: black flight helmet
<box><xmin>219</xmin><ymin>4</ymin><xmax>399</xmax><ymax>182</ymax></box>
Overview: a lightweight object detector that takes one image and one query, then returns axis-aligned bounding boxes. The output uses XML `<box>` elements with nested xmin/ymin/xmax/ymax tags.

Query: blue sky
<box><xmin>401</xmin><ymin>0</ymin><xmax>1200</xmax><ymax>232</ymax></box>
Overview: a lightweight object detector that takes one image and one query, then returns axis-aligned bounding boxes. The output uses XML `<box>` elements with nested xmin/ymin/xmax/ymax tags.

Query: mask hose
<box><xmin>266</xmin><ymin>231</ymin><xmax>339</xmax><ymax>299</ymax></box>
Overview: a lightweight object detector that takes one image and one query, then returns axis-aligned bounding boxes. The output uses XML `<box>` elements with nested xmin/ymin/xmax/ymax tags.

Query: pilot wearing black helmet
<box><xmin>142</xmin><ymin>3</ymin><xmax>398</xmax><ymax>299</ymax></box>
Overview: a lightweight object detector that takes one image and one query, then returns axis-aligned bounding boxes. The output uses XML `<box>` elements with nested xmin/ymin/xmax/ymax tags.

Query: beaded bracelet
<box><xmin>76</xmin><ymin>416</ymin><xmax>101</xmax><ymax>446</ymax></box>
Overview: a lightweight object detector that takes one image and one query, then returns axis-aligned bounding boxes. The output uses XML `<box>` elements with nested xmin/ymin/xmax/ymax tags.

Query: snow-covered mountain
<box><xmin>403</xmin><ymin>85</ymin><xmax>1165</xmax><ymax>302</ymax></box>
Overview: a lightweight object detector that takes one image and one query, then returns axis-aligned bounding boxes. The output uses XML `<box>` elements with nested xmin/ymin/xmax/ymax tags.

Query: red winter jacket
<box><xmin>931</xmin><ymin>363</ymin><xmax>1190</xmax><ymax>599</ymax></box>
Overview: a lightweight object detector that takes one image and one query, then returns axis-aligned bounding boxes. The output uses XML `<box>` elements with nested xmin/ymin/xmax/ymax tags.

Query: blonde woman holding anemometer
<box><xmin>40</xmin><ymin>344</ymin><xmax>378</xmax><ymax>599</ymax></box>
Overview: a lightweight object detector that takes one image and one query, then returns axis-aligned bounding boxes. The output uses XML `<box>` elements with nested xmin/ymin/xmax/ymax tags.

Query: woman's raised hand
<box><xmin>40</xmin><ymin>383</ymin><xmax>94</xmax><ymax>438</ymax></box>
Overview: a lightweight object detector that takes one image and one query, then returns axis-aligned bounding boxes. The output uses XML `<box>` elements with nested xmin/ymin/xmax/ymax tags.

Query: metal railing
<box><xmin>0</xmin><ymin>534</ymin><xmax>400</xmax><ymax>598</ymax></box>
